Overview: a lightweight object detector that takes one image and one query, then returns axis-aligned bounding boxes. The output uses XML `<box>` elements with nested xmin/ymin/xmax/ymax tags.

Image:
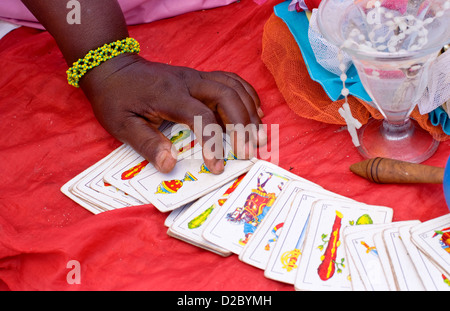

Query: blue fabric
<box><xmin>429</xmin><ymin>106</ymin><xmax>450</xmax><ymax>135</ymax></box>
<box><xmin>273</xmin><ymin>1</ymin><xmax>372</xmax><ymax>102</ymax></box>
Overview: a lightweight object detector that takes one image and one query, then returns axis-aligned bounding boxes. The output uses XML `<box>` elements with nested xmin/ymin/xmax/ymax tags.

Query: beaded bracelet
<box><xmin>66</xmin><ymin>37</ymin><xmax>140</xmax><ymax>88</ymax></box>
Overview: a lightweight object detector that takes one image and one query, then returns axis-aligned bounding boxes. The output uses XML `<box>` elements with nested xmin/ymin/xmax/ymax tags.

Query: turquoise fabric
<box><xmin>429</xmin><ymin>106</ymin><xmax>450</xmax><ymax>135</ymax></box>
<box><xmin>273</xmin><ymin>1</ymin><xmax>372</xmax><ymax>102</ymax></box>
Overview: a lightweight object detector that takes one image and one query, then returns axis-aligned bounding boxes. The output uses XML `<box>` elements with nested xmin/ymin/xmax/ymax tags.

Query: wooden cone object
<box><xmin>350</xmin><ymin>157</ymin><xmax>445</xmax><ymax>184</ymax></box>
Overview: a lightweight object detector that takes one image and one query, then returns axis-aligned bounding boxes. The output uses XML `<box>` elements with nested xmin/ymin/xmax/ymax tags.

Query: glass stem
<box><xmin>381</xmin><ymin>117</ymin><xmax>414</xmax><ymax>141</ymax></box>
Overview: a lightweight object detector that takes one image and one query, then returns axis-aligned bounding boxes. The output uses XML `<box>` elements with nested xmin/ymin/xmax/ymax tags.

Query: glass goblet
<box><xmin>317</xmin><ymin>0</ymin><xmax>450</xmax><ymax>163</ymax></box>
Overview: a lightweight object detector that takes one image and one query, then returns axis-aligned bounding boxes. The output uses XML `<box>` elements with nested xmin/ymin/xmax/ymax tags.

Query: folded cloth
<box><xmin>430</xmin><ymin>106</ymin><xmax>450</xmax><ymax>135</ymax></box>
<box><xmin>0</xmin><ymin>0</ymin><xmax>236</xmax><ymax>29</ymax></box>
<box><xmin>273</xmin><ymin>1</ymin><xmax>372</xmax><ymax>102</ymax></box>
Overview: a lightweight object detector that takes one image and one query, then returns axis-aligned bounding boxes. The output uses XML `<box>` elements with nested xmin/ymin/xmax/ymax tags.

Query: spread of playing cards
<box><xmin>61</xmin><ymin>122</ymin><xmax>450</xmax><ymax>291</ymax></box>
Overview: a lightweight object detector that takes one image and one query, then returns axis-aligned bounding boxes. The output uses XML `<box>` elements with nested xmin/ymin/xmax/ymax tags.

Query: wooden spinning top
<box><xmin>350</xmin><ymin>157</ymin><xmax>445</xmax><ymax>184</ymax></box>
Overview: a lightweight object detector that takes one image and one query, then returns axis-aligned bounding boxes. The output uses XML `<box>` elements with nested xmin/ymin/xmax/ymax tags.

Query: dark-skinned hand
<box><xmin>80</xmin><ymin>53</ymin><xmax>267</xmax><ymax>174</ymax></box>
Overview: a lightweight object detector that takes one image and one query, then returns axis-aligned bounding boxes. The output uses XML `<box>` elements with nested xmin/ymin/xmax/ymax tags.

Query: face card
<box><xmin>381</xmin><ymin>221</ymin><xmax>425</xmax><ymax>291</ymax></box>
<box><xmin>239</xmin><ymin>180</ymin><xmax>323</xmax><ymax>270</ymax></box>
<box><xmin>202</xmin><ymin>160</ymin><xmax>320</xmax><ymax>255</ymax></box>
<box><xmin>168</xmin><ymin>175</ymin><xmax>245</xmax><ymax>256</ymax></box>
<box><xmin>410</xmin><ymin>214</ymin><xmax>450</xmax><ymax>278</ymax></box>
<box><xmin>294</xmin><ymin>200</ymin><xmax>393</xmax><ymax>291</ymax></box>
<box><xmin>399</xmin><ymin>223</ymin><xmax>450</xmax><ymax>291</ymax></box>
<box><xmin>263</xmin><ymin>188</ymin><xmax>355</xmax><ymax>284</ymax></box>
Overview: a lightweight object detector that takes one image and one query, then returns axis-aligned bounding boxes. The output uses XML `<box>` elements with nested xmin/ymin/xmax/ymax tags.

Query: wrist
<box><xmin>79</xmin><ymin>52</ymin><xmax>142</xmax><ymax>94</ymax></box>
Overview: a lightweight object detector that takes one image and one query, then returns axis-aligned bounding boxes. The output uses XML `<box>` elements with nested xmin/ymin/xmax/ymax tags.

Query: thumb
<box><xmin>119</xmin><ymin>118</ymin><xmax>178</xmax><ymax>174</ymax></box>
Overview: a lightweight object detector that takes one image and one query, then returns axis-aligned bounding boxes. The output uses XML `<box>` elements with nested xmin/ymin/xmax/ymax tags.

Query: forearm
<box><xmin>21</xmin><ymin>0</ymin><xmax>129</xmax><ymax>66</ymax></box>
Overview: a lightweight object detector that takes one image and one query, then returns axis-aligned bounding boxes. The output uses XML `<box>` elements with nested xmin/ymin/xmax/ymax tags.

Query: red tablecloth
<box><xmin>0</xmin><ymin>0</ymin><xmax>449</xmax><ymax>291</ymax></box>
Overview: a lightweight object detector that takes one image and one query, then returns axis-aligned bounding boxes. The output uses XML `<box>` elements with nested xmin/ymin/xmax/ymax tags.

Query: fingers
<box><xmin>114</xmin><ymin>110</ymin><xmax>225</xmax><ymax>175</ymax></box>
<box><xmin>188</xmin><ymin>71</ymin><xmax>267</xmax><ymax>157</ymax></box>
<box><xmin>219</xmin><ymin>72</ymin><xmax>268</xmax><ymax>147</ymax></box>
<box><xmin>198</xmin><ymin>71</ymin><xmax>263</xmax><ymax>125</ymax></box>
<box><xmin>191</xmin><ymin>108</ymin><xmax>226</xmax><ymax>175</ymax></box>
<box><xmin>220</xmin><ymin>72</ymin><xmax>265</xmax><ymax>119</ymax></box>
<box><xmin>220</xmin><ymin>72</ymin><xmax>268</xmax><ymax>147</ymax></box>
<box><xmin>118</xmin><ymin>117</ymin><xmax>178</xmax><ymax>174</ymax></box>
<box><xmin>153</xmin><ymin>95</ymin><xmax>226</xmax><ymax>174</ymax></box>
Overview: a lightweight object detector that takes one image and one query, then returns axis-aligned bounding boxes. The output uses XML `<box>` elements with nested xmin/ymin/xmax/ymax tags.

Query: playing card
<box><xmin>343</xmin><ymin>223</ymin><xmax>390</xmax><ymax>291</ymax></box>
<box><xmin>263</xmin><ymin>189</ymin><xmax>354</xmax><ymax>284</ymax></box>
<box><xmin>202</xmin><ymin>160</ymin><xmax>320</xmax><ymax>255</ymax></box>
<box><xmin>130</xmin><ymin>143</ymin><xmax>255</xmax><ymax>212</ymax></box>
<box><xmin>61</xmin><ymin>145</ymin><xmax>136</xmax><ymax>214</ymax></box>
<box><xmin>410</xmin><ymin>214</ymin><xmax>450</xmax><ymax>278</ymax></box>
<box><xmin>294</xmin><ymin>200</ymin><xmax>393</xmax><ymax>291</ymax></box>
<box><xmin>164</xmin><ymin>203</ymin><xmax>192</xmax><ymax>227</ymax></box>
<box><xmin>381</xmin><ymin>221</ymin><xmax>425</xmax><ymax>291</ymax></box>
<box><xmin>347</xmin><ymin>248</ymin><xmax>365</xmax><ymax>291</ymax></box>
<box><xmin>61</xmin><ymin>172</ymin><xmax>104</xmax><ymax>214</ymax></box>
<box><xmin>102</xmin><ymin>150</ymin><xmax>151</xmax><ymax>204</ymax></box>
<box><xmin>239</xmin><ymin>180</ymin><xmax>323</xmax><ymax>270</ymax></box>
<box><xmin>344</xmin><ymin>221</ymin><xmax>418</xmax><ymax>291</ymax></box>
<box><xmin>102</xmin><ymin>122</ymin><xmax>199</xmax><ymax>204</ymax></box>
<box><xmin>88</xmin><ymin>145</ymin><xmax>144</xmax><ymax>206</ymax></box>
<box><xmin>373</xmin><ymin>230</ymin><xmax>397</xmax><ymax>290</ymax></box>
<box><xmin>345</xmin><ymin>224</ymin><xmax>395</xmax><ymax>291</ymax></box>
<box><xmin>62</xmin><ymin>122</ymin><xmax>198</xmax><ymax>213</ymax></box>
<box><xmin>399</xmin><ymin>223</ymin><xmax>450</xmax><ymax>291</ymax></box>
<box><xmin>167</xmin><ymin>175</ymin><xmax>245</xmax><ymax>256</ymax></box>
<box><xmin>75</xmin><ymin>145</ymin><xmax>145</xmax><ymax>210</ymax></box>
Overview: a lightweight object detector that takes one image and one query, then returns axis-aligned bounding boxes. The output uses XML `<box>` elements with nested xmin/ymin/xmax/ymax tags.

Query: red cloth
<box><xmin>0</xmin><ymin>0</ymin><xmax>449</xmax><ymax>291</ymax></box>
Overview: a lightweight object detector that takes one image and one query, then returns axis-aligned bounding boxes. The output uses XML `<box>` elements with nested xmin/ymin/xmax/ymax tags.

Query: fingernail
<box><xmin>212</xmin><ymin>159</ymin><xmax>225</xmax><ymax>174</ymax></box>
<box><xmin>257</xmin><ymin>107</ymin><xmax>265</xmax><ymax>118</ymax></box>
<box><xmin>155</xmin><ymin>148</ymin><xmax>176</xmax><ymax>173</ymax></box>
<box><xmin>170</xmin><ymin>144</ymin><xmax>178</xmax><ymax>160</ymax></box>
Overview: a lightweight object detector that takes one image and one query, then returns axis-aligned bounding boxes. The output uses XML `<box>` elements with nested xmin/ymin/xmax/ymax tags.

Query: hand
<box><xmin>80</xmin><ymin>53</ymin><xmax>266</xmax><ymax>174</ymax></box>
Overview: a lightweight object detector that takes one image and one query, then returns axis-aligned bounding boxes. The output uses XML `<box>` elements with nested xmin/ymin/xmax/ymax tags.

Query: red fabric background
<box><xmin>0</xmin><ymin>0</ymin><xmax>449</xmax><ymax>291</ymax></box>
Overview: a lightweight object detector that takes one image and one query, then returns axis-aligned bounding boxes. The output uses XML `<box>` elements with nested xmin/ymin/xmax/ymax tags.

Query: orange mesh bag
<box><xmin>261</xmin><ymin>13</ymin><xmax>449</xmax><ymax>141</ymax></box>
